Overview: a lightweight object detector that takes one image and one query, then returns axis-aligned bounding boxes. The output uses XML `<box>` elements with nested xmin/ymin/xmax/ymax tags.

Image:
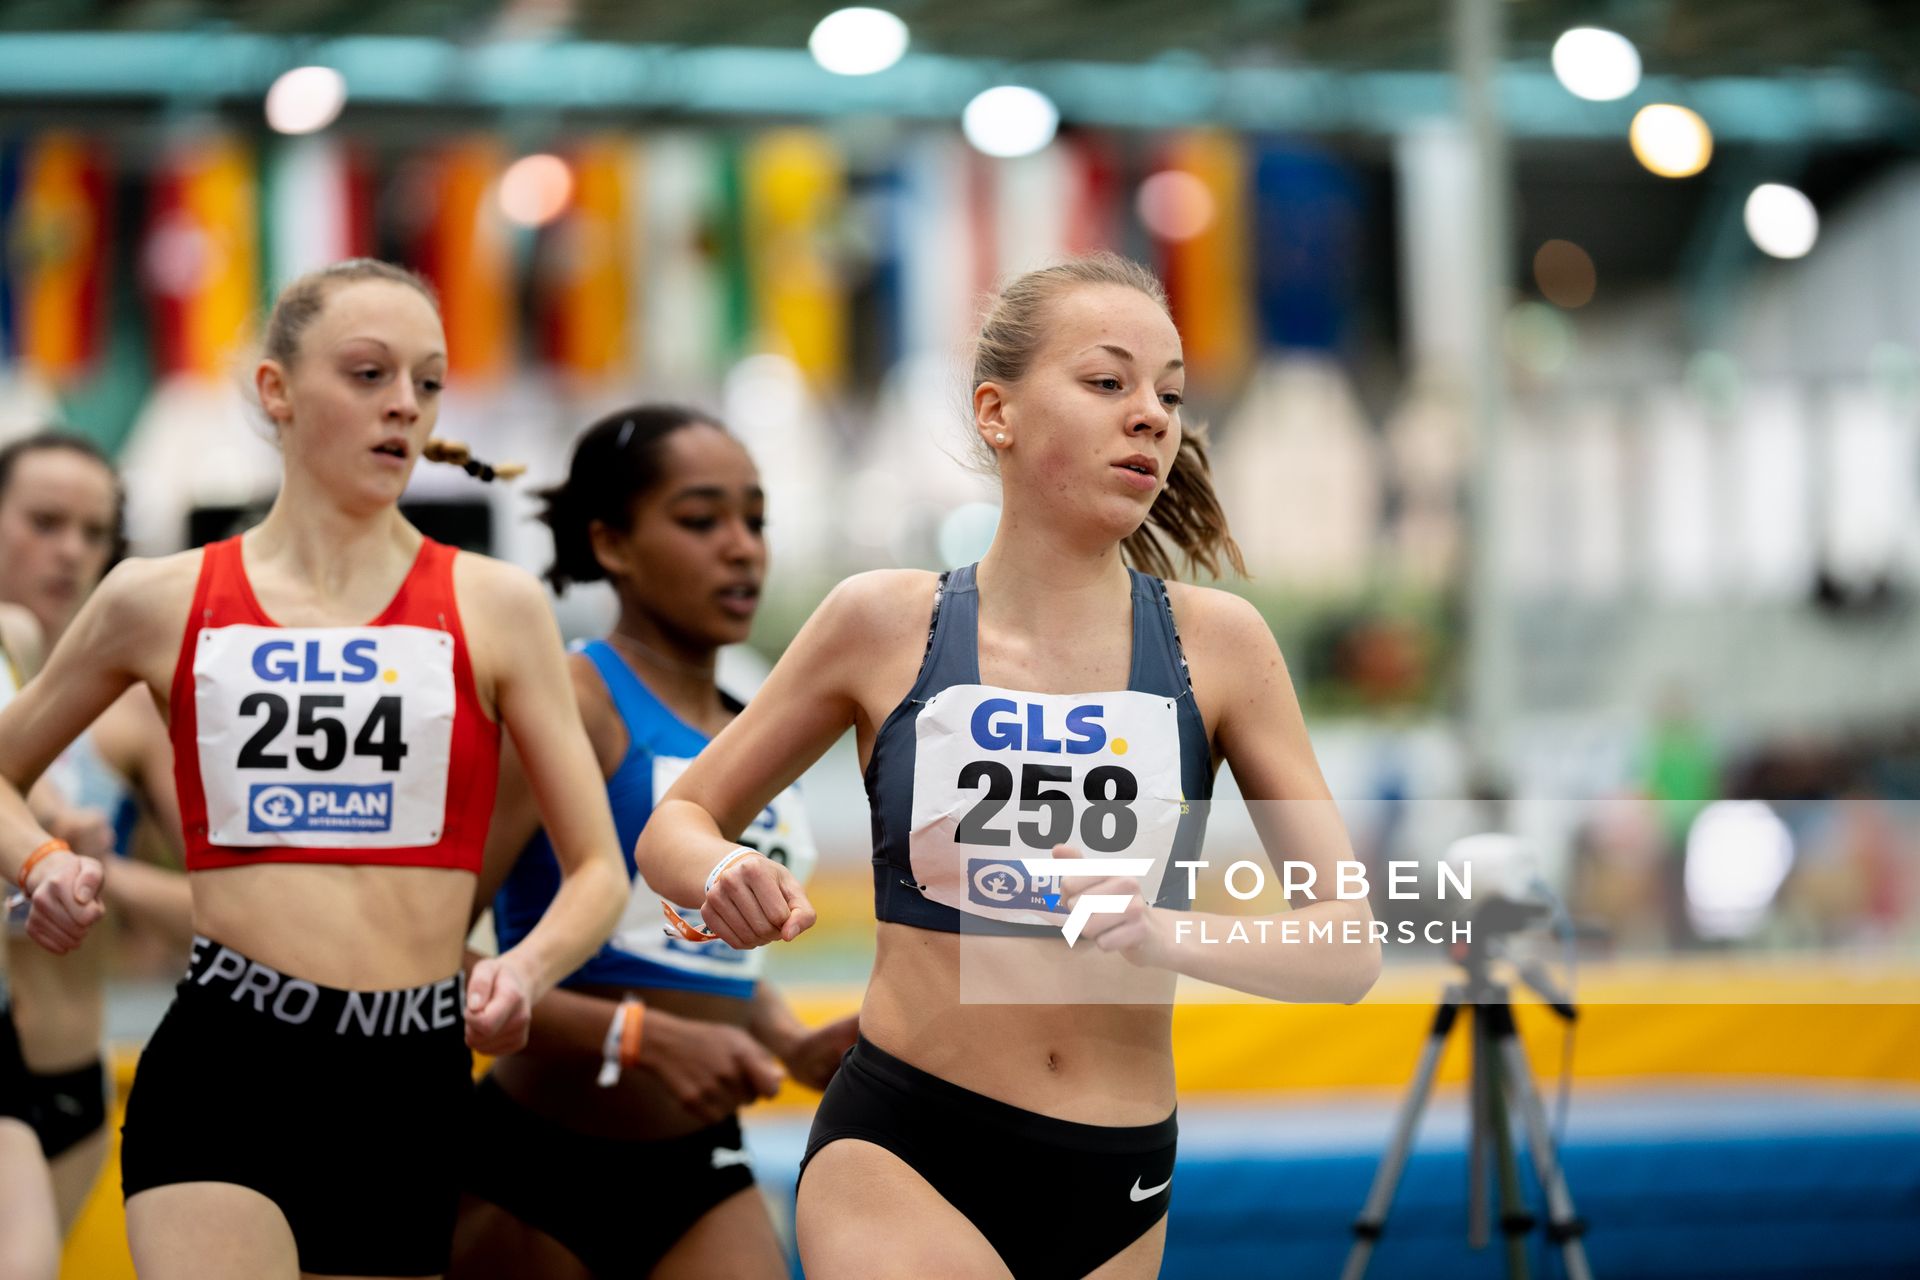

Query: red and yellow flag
<box><xmin>540</xmin><ymin>137</ymin><xmax>634</xmax><ymax>381</ymax></box>
<box><xmin>13</xmin><ymin>133</ymin><xmax>108</xmax><ymax>382</ymax></box>
<box><xmin>146</xmin><ymin>134</ymin><xmax>260</xmax><ymax>378</ymax></box>
<box><xmin>417</xmin><ymin>138</ymin><xmax>513</xmax><ymax>382</ymax></box>
<box><xmin>1156</xmin><ymin>130</ymin><xmax>1252</xmax><ymax>388</ymax></box>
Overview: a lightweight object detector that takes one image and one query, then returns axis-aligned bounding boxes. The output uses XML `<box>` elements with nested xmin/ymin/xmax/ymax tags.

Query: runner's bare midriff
<box><xmin>4</xmin><ymin>934</ymin><xmax>106</xmax><ymax>1071</ymax></box>
<box><xmin>191</xmin><ymin>862</ymin><xmax>473</xmax><ymax>989</ymax></box>
<box><xmin>860</xmin><ymin>921</ymin><xmax>1175</xmax><ymax>1126</ymax></box>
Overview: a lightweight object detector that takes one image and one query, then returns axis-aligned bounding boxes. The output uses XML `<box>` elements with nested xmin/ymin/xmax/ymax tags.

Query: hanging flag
<box><xmin>713</xmin><ymin>135</ymin><xmax>752</xmax><ymax>367</ymax></box>
<box><xmin>11</xmin><ymin>133</ymin><xmax>108</xmax><ymax>383</ymax></box>
<box><xmin>1063</xmin><ymin>133</ymin><xmax>1124</xmax><ymax>257</ymax></box>
<box><xmin>145</xmin><ymin>134</ymin><xmax>260</xmax><ymax>379</ymax></box>
<box><xmin>642</xmin><ymin>131</ymin><xmax>726</xmax><ymax>393</ymax></box>
<box><xmin>0</xmin><ymin>140</ymin><xmax>23</xmax><ymax>363</ymax></box>
<box><xmin>262</xmin><ymin>135</ymin><xmax>373</xmax><ymax>294</ymax></box>
<box><xmin>994</xmin><ymin>141</ymin><xmax>1071</xmax><ymax>278</ymax></box>
<box><xmin>742</xmin><ymin>129</ymin><xmax>847</xmax><ymax>388</ymax></box>
<box><xmin>967</xmin><ymin>146</ymin><xmax>998</xmax><ymax>303</ymax></box>
<box><xmin>846</xmin><ymin>157</ymin><xmax>907</xmax><ymax>386</ymax></box>
<box><xmin>416</xmin><ymin>138</ymin><xmax>513</xmax><ymax>383</ymax></box>
<box><xmin>1155</xmin><ymin>130</ymin><xmax>1252</xmax><ymax>389</ymax></box>
<box><xmin>993</xmin><ymin>134</ymin><xmax>1121</xmax><ymax>280</ymax></box>
<box><xmin>539</xmin><ymin>135</ymin><xmax>634</xmax><ymax>382</ymax></box>
<box><xmin>895</xmin><ymin>134</ymin><xmax>975</xmax><ymax>362</ymax></box>
<box><xmin>1251</xmin><ymin>142</ymin><xmax>1362</xmax><ymax>352</ymax></box>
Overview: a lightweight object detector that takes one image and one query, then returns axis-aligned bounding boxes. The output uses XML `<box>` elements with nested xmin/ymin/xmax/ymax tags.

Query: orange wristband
<box><xmin>661</xmin><ymin>899</ymin><xmax>718</xmax><ymax>942</ymax></box>
<box><xmin>618</xmin><ymin>997</ymin><xmax>645</xmax><ymax>1071</ymax></box>
<box><xmin>15</xmin><ymin>838</ymin><xmax>70</xmax><ymax>892</ymax></box>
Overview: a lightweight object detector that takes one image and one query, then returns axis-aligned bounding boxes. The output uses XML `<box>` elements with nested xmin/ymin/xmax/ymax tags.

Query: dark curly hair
<box><xmin>537</xmin><ymin>405</ymin><xmax>726</xmax><ymax>594</ymax></box>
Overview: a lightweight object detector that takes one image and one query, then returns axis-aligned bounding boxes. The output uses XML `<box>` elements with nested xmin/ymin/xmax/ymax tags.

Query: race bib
<box><xmin>909</xmin><ymin>685</ymin><xmax>1184</xmax><ymax>928</ymax></box>
<box><xmin>194</xmin><ymin>626</ymin><xmax>455</xmax><ymax>848</ymax></box>
<box><xmin>605</xmin><ymin>755</ymin><xmax>817</xmax><ymax>977</ymax></box>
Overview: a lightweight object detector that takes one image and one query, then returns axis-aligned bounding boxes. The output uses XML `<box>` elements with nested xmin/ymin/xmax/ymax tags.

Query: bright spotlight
<box><xmin>1630</xmin><ymin>104</ymin><xmax>1713</xmax><ymax>179</ymax></box>
<box><xmin>1683</xmin><ymin>800</ymin><xmax>1796</xmax><ymax>940</ymax></box>
<box><xmin>809</xmin><ymin>7</ymin><xmax>910</xmax><ymax>76</ymax></box>
<box><xmin>1551</xmin><ymin>27</ymin><xmax>1641</xmax><ymax>102</ymax></box>
<box><xmin>265</xmin><ymin>66</ymin><xmax>347</xmax><ymax>136</ymax></box>
<box><xmin>1743</xmin><ymin>184</ymin><xmax>1819</xmax><ymax>260</ymax></box>
<box><xmin>962</xmin><ymin>86</ymin><xmax>1059</xmax><ymax>159</ymax></box>
<box><xmin>498</xmin><ymin>153</ymin><xmax>574</xmax><ymax>227</ymax></box>
<box><xmin>1136</xmin><ymin>170</ymin><xmax>1216</xmax><ymax>242</ymax></box>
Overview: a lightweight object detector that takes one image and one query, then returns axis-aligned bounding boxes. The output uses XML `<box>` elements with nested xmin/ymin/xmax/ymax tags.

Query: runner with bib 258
<box><xmin>637</xmin><ymin>252</ymin><xmax>1381</xmax><ymax>1280</ymax></box>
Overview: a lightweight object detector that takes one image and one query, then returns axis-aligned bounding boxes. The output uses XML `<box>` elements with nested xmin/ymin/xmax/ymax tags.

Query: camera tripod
<box><xmin>1341</xmin><ymin>938</ymin><xmax>1592</xmax><ymax>1280</ymax></box>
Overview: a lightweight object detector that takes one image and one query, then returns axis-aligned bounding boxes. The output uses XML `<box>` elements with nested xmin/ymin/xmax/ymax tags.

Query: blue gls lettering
<box><xmin>301</xmin><ymin>641</ymin><xmax>336</xmax><ymax>682</ymax></box>
<box><xmin>1063</xmin><ymin>705</ymin><xmax>1106</xmax><ymax>754</ymax></box>
<box><xmin>251</xmin><ymin>638</ymin><xmax>381</xmax><ymax>683</ymax></box>
<box><xmin>970</xmin><ymin>698</ymin><xmax>1022</xmax><ymax>750</ymax></box>
<box><xmin>340</xmin><ymin>639</ymin><xmax>379</xmax><ymax>682</ymax></box>
<box><xmin>1025</xmin><ymin>703</ymin><xmax>1062</xmax><ymax>753</ymax></box>
<box><xmin>968</xmin><ymin>699</ymin><xmax>1108</xmax><ymax>753</ymax></box>
<box><xmin>252</xmin><ymin>640</ymin><xmax>298</xmax><ymax>682</ymax></box>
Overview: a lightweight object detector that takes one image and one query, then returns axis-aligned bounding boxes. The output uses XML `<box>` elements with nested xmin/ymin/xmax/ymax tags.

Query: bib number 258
<box><xmin>953</xmin><ymin>761</ymin><xmax>1137</xmax><ymax>853</ymax></box>
<box><xmin>235</xmin><ymin>693</ymin><xmax>410</xmax><ymax>772</ymax></box>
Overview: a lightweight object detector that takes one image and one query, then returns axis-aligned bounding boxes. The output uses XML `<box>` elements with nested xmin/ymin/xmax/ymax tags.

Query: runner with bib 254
<box><xmin>0</xmin><ymin>259</ymin><xmax>628</xmax><ymax>1280</ymax></box>
<box><xmin>637</xmin><ymin>252</ymin><xmax>1381</xmax><ymax>1280</ymax></box>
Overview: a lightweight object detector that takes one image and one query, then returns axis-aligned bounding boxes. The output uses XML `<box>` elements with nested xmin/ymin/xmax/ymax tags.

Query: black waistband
<box><xmin>848</xmin><ymin>1034</ymin><xmax>1177</xmax><ymax>1153</ymax></box>
<box><xmin>182</xmin><ymin>935</ymin><xmax>466</xmax><ymax>1041</ymax></box>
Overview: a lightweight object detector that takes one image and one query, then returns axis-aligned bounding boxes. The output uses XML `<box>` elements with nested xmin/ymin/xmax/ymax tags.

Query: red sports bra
<box><xmin>170</xmin><ymin>536</ymin><xmax>499</xmax><ymax>874</ymax></box>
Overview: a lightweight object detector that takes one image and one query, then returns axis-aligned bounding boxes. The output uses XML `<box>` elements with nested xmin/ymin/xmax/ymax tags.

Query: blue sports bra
<box><xmin>493</xmin><ymin>640</ymin><xmax>817</xmax><ymax>998</ymax></box>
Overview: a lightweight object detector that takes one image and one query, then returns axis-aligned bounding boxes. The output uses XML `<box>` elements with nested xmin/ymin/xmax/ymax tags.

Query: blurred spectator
<box><xmin>1639</xmin><ymin>689</ymin><xmax>1719</xmax><ymax>948</ymax></box>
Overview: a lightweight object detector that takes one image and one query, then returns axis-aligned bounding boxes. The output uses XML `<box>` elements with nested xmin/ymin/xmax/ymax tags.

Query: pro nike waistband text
<box><xmin>183</xmin><ymin>935</ymin><xmax>467</xmax><ymax>1039</ymax></box>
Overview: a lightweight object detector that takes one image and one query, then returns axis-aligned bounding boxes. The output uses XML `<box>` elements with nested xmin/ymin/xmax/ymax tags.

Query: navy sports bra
<box><xmin>864</xmin><ymin>563</ymin><xmax>1213</xmax><ymax>936</ymax></box>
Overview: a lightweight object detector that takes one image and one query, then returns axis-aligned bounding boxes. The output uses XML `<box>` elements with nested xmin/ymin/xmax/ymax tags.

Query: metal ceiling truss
<box><xmin>0</xmin><ymin>30</ymin><xmax>1910</xmax><ymax>142</ymax></box>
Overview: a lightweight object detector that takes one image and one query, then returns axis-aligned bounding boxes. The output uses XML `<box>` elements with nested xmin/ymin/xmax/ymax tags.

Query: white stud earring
<box><xmin>995</xmin><ymin>432</ymin><xmax>1007</xmax><ymax>444</ymax></box>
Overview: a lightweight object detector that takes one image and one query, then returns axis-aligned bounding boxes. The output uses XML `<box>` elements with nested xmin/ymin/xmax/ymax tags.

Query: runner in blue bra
<box><xmin>455</xmin><ymin>405</ymin><xmax>857</xmax><ymax>1280</ymax></box>
<box><xmin>637</xmin><ymin>252</ymin><xmax>1382</xmax><ymax>1279</ymax></box>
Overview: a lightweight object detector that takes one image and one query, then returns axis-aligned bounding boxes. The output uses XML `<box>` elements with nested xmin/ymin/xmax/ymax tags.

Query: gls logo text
<box><xmin>251</xmin><ymin>638</ymin><xmax>383</xmax><ymax>684</ymax></box>
<box><xmin>969</xmin><ymin>699</ymin><xmax>1107</xmax><ymax>754</ymax></box>
<box><xmin>1019</xmin><ymin>856</ymin><xmax>1154</xmax><ymax>945</ymax></box>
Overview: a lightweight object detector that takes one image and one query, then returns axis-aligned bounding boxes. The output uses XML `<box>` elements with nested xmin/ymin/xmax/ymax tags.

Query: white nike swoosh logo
<box><xmin>1129</xmin><ymin>1175</ymin><xmax>1171</xmax><ymax>1201</ymax></box>
<box><xmin>711</xmin><ymin>1147</ymin><xmax>753</xmax><ymax>1170</ymax></box>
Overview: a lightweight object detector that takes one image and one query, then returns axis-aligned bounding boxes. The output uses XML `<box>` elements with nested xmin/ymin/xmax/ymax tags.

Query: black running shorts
<box><xmin>120</xmin><ymin>937</ymin><xmax>474</xmax><ymax>1278</ymax></box>
<box><xmin>464</xmin><ymin>1072</ymin><xmax>758</xmax><ymax>1274</ymax></box>
<box><xmin>802</xmin><ymin>1035</ymin><xmax>1177</xmax><ymax>1280</ymax></box>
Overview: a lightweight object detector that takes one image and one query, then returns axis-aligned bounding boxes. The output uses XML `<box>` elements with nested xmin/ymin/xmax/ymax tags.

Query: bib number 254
<box><xmin>235</xmin><ymin>693</ymin><xmax>409</xmax><ymax>772</ymax></box>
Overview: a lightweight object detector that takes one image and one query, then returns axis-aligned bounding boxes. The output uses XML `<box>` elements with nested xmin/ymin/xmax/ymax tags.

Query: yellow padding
<box><xmin>62</xmin><ymin>957</ymin><xmax>1920</xmax><ymax>1277</ymax></box>
<box><xmin>59</xmin><ymin>1094</ymin><xmax>131</xmax><ymax>1280</ymax></box>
